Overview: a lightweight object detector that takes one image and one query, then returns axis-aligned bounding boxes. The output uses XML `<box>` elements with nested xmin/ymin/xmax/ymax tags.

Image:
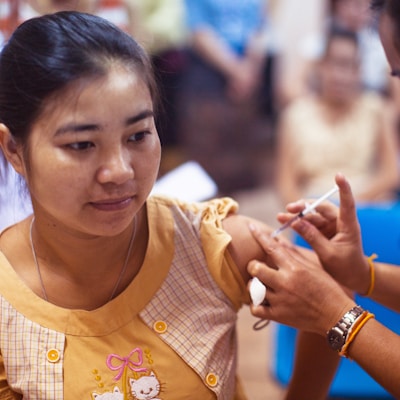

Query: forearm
<box><xmin>357</xmin><ymin>173</ymin><xmax>399</xmax><ymax>201</ymax></box>
<box><xmin>122</xmin><ymin>0</ymin><xmax>141</xmax><ymax>38</ymax></box>
<box><xmin>275</xmin><ymin>138</ymin><xmax>302</xmax><ymax>205</ymax></box>
<box><xmin>320</xmin><ymin>256</ymin><xmax>400</xmax><ymax>313</ymax></box>
<box><xmin>370</xmin><ymin>262</ymin><xmax>400</xmax><ymax>312</ymax></box>
<box><xmin>285</xmin><ymin>331</ymin><xmax>339</xmax><ymax>400</ymax></box>
<box><xmin>359</xmin><ymin>110</ymin><xmax>400</xmax><ymax>201</ymax></box>
<box><xmin>190</xmin><ymin>29</ymin><xmax>241</xmax><ymax>78</ymax></box>
<box><xmin>276</xmin><ymin>179</ymin><xmax>302</xmax><ymax>206</ymax></box>
<box><xmin>339</xmin><ymin>257</ymin><xmax>400</xmax><ymax>312</ymax></box>
<box><xmin>243</xmin><ymin>33</ymin><xmax>268</xmax><ymax>76</ymax></box>
<box><xmin>275</xmin><ymin>149</ymin><xmax>301</xmax><ymax>205</ymax></box>
<box><xmin>344</xmin><ymin>318</ymin><xmax>400</xmax><ymax>399</ymax></box>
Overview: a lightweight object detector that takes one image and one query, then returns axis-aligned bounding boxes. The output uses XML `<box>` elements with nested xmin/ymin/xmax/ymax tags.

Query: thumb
<box><xmin>249</xmin><ymin>223</ymin><xmax>296</xmax><ymax>271</ymax></box>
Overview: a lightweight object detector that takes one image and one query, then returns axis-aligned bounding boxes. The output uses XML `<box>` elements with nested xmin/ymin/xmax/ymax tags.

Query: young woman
<box><xmin>0</xmin><ymin>11</ymin><xmax>338</xmax><ymax>400</ymax></box>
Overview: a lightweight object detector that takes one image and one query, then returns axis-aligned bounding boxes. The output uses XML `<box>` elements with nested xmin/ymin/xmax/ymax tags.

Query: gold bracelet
<box><xmin>339</xmin><ymin>312</ymin><xmax>375</xmax><ymax>358</ymax></box>
<box><xmin>365</xmin><ymin>253</ymin><xmax>378</xmax><ymax>297</ymax></box>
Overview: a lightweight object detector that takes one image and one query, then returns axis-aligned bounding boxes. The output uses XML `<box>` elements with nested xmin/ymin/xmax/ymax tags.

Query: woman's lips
<box><xmin>90</xmin><ymin>197</ymin><xmax>133</xmax><ymax>211</ymax></box>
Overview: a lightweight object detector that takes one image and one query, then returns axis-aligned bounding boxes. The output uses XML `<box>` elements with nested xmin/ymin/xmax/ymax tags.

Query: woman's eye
<box><xmin>128</xmin><ymin>131</ymin><xmax>148</xmax><ymax>142</ymax></box>
<box><xmin>67</xmin><ymin>141</ymin><xmax>94</xmax><ymax>151</ymax></box>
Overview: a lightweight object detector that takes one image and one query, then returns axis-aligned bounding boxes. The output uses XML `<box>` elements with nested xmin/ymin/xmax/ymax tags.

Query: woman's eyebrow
<box><xmin>55</xmin><ymin>123</ymin><xmax>99</xmax><ymax>136</ymax></box>
<box><xmin>125</xmin><ymin>110</ymin><xmax>154</xmax><ymax>126</ymax></box>
<box><xmin>54</xmin><ymin>110</ymin><xmax>155</xmax><ymax>136</ymax></box>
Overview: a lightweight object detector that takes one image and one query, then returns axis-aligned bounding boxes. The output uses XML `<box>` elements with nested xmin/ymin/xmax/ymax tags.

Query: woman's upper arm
<box><xmin>276</xmin><ymin>111</ymin><xmax>303</xmax><ymax>204</ymax></box>
<box><xmin>222</xmin><ymin>214</ymin><xmax>274</xmax><ymax>282</ymax></box>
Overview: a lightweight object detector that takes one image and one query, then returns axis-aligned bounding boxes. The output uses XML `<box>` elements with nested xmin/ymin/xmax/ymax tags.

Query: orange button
<box><xmin>205</xmin><ymin>372</ymin><xmax>218</xmax><ymax>387</ymax></box>
<box><xmin>153</xmin><ymin>320</ymin><xmax>168</xmax><ymax>334</ymax></box>
<box><xmin>46</xmin><ymin>348</ymin><xmax>60</xmax><ymax>363</ymax></box>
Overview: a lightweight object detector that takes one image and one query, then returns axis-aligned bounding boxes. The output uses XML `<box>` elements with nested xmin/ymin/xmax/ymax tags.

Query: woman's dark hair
<box><xmin>0</xmin><ymin>11</ymin><xmax>158</xmax><ymax>144</ymax></box>
<box><xmin>321</xmin><ymin>26</ymin><xmax>359</xmax><ymax>60</ymax></box>
<box><xmin>370</xmin><ymin>0</ymin><xmax>400</xmax><ymax>52</ymax></box>
<box><xmin>370</xmin><ymin>0</ymin><xmax>386</xmax><ymax>12</ymax></box>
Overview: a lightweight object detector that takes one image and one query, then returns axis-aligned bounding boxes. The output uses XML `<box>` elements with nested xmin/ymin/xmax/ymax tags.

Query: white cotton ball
<box><xmin>250</xmin><ymin>277</ymin><xmax>267</xmax><ymax>306</ymax></box>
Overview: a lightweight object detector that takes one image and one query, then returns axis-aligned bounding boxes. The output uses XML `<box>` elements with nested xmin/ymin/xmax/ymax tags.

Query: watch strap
<box><xmin>327</xmin><ymin>305</ymin><xmax>366</xmax><ymax>352</ymax></box>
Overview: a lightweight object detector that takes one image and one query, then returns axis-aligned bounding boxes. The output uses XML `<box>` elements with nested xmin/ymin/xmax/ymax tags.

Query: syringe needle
<box><xmin>270</xmin><ymin>214</ymin><xmax>301</xmax><ymax>238</ymax></box>
<box><xmin>271</xmin><ymin>185</ymin><xmax>339</xmax><ymax>238</ymax></box>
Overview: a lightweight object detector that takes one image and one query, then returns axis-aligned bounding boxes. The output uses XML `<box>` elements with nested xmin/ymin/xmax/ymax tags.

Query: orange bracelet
<box><xmin>338</xmin><ymin>310</ymin><xmax>368</xmax><ymax>357</ymax></box>
<box><xmin>365</xmin><ymin>253</ymin><xmax>378</xmax><ymax>297</ymax></box>
<box><xmin>339</xmin><ymin>312</ymin><xmax>375</xmax><ymax>358</ymax></box>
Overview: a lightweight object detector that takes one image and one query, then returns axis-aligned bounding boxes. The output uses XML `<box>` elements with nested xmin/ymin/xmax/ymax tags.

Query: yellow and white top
<box><xmin>0</xmin><ymin>196</ymin><xmax>250</xmax><ymax>400</ymax></box>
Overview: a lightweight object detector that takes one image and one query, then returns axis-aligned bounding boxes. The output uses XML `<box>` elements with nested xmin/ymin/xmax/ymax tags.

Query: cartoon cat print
<box><xmin>130</xmin><ymin>371</ymin><xmax>161</xmax><ymax>400</ymax></box>
<box><xmin>92</xmin><ymin>386</ymin><xmax>123</xmax><ymax>399</ymax></box>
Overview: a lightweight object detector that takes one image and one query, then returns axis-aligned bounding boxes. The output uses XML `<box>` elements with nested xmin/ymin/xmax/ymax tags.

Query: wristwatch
<box><xmin>327</xmin><ymin>305</ymin><xmax>365</xmax><ymax>351</ymax></box>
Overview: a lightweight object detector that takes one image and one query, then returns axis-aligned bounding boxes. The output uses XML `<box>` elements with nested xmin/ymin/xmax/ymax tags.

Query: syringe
<box><xmin>271</xmin><ymin>185</ymin><xmax>339</xmax><ymax>238</ymax></box>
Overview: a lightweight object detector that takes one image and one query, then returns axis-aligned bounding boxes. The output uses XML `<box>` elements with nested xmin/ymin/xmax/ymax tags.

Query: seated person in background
<box><xmin>177</xmin><ymin>0</ymin><xmax>272</xmax><ymax>194</ymax></box>
<box><xmin>275</xmin><ymin>27</ymin><xmax>399</xmax><ymax>206</ymax></box>
<box><xmin>130</xmin><ymin>0</ymin><xmax>188</xmax><ymax>166</ymax></box>
<box><xmin>0</xmin><ymin>0</ymin><xmax>137</xmax><ymax>42</ymax></box>
<box><xmin>277</xmin><ymin>0</ymin><xmax>391</xmax><ymax>107</ymax></box>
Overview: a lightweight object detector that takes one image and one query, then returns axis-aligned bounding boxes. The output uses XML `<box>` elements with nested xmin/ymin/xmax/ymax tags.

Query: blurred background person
<box><xmin>276</xmin><ymin>0</ymin><xmax>394</xmax><ymax>108</ymax></box>
<box><xmin>129</xmin><ymin>0</ymin><xmax>188</xmax><ymax>176</ymax></box>
<box><xmin>0</xmin><ymin>0</ymin><xmax>19</xmax><ymax>45</ymax></box>
<box><xmin>24</xmin><ymin>0</ymin><xmax>98</xmax><ymax>13</ymax></box>
<box><xmin>177</xmin><ymin>0</ymin><xmax>275</xmax><ymax>195</ymax></box>
<box><xmin>275</xmin><ymin>27</ymin><xmax>399</xmax><ymax>206</ymax></box>
<box><xmin>269</xmin><ymin>0</ymin><xmax>326</xmax><ymax>109</ymax></box>
<box><xmin>0</xmin><ymin>0</ymin><xmax>137</xmax><ymax>44</ymax></box>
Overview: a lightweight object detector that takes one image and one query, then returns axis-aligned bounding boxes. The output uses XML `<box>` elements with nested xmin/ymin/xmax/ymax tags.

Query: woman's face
<box><xmin>23</xmin><ymin>64</ymin><xmax>161</xmax><ymax>237</ymax></box>
<box><xmin>318</xmin><ymin>37</ymin><xmax>361</xmax><ymax>104</ymax></box>
<box><xmin>334</xmin><ymin>0</ymin><xmax>371</xmax><ymax>31</ymax></box>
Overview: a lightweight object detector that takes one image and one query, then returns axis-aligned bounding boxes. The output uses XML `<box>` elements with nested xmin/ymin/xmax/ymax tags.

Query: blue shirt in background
<box><xmin>184</xmin><ymin>0</ymin><xmax>267</xmax><ymax>56</ymax></box>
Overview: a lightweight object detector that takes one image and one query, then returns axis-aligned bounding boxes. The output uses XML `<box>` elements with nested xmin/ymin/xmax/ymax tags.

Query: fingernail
<box><xmin>249</xmin><ymin>223</ymin><xmax>258</xmax><ymax>232</ymax></box>
<box><xmin>293</xmin><ymin>219</ymin><xmax>307</xmax><ymax>233</ymax></box>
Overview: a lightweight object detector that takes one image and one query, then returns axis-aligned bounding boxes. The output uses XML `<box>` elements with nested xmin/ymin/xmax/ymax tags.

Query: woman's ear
<box><xmin>0</xmin><ymin>123</ymin><xmax>26</xmax><ymax>176</ymax></box>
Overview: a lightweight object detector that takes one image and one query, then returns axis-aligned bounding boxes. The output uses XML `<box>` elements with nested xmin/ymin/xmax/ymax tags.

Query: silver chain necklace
<box><xmin>29</xmin><ymin>216</ymin><xmax>137</xmax><ymax>302</ymax></box>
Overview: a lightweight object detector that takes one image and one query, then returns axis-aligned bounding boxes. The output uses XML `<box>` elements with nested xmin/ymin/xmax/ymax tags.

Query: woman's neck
<box><xmin>319</xmin><ymin>94</ymin><xmax>357</xmax><ymax>120</ymax></box>
<box><xmin>25</xmin><ymin>208</ymin><xmax>148</xmax><ymax>309</ymax></box>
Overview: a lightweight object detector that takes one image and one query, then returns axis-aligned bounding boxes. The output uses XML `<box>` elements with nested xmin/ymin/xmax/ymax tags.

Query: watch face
<box><xmin>328</xmin><ymin>328</ymin><xmax>345</xmax><ymax>351</ymax></box>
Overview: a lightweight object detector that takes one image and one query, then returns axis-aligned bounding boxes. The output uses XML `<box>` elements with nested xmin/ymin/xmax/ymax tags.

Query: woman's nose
<box><xmin>96</xmin><ymin>147</ymin><xmax>134</xmax><ymax>184</ymax></box>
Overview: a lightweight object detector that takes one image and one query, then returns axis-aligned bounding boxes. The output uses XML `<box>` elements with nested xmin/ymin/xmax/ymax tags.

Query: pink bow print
<box><xmin>106</xmin><ymin>348</ymin><xmax>147</xmax><ymax>380</ymax></box>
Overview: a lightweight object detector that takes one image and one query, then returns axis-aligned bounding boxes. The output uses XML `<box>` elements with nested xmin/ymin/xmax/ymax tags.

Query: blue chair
<box><xmin>272</xmin><ymin>202</ymin><xmax>400</xmax><ymax>398</ymax></box>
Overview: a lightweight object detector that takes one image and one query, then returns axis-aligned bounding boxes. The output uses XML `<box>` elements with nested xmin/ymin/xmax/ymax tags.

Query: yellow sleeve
<box><xmin>199</xmin><ymin>198</ymin><xmax>250</xmax><ymax>311</ymax></box>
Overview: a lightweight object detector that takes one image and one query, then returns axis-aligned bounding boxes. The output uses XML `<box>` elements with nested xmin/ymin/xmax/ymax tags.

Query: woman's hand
<box><xmin>247</xmin><ymin>228</ymin><xmax>355</xmax><ymax>335</ymax></box>
<box><xmin>276</xmin><ymin>173</ymin><xmax>371</xmax><ymax>295</ymax></box>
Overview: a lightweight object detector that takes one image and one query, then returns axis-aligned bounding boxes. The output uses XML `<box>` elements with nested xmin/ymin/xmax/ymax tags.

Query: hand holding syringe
<box><xmin>271</xmin><ymin>185</ymin><xmax>339</xmax><ymax>238</ymax></box>
<box><xmin>250</xmin><ymin>185</ymin><xmax>339</xmax><ymax>307</ymax></box>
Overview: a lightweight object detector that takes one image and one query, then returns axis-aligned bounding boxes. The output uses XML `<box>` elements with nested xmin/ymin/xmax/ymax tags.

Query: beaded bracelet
<box><xmin>339</xmin><ymin>312</ymin><xmax>375</xmax><ymax>358</ymax></box>
<box><xmin>365</xmin><ymin>253</ymin><xmax>378</xmax><ymax>297</ymax></box>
